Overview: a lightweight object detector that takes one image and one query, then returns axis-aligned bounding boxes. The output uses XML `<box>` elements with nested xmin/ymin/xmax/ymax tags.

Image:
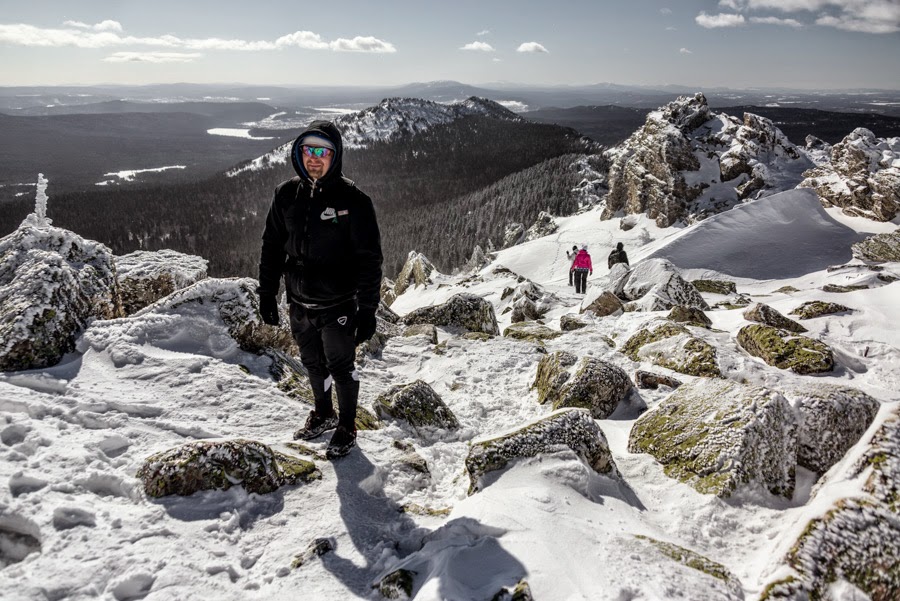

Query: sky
<box><xmin>0</xmin><ymin>0</ymin><xmax>898</xmax><ymax>90</ymax></box>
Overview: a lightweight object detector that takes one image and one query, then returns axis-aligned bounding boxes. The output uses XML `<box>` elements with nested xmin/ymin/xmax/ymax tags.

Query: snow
<box><xmin>2</xmin><ymin>164</ymin><xmax>900</xmax><ymax>600</ymax></box>
<box><xmin>95</xmin><ymin>166</ymin><xmax>186</xmax><ymax>186</ymax></box>
<box><xmin>207</xmin><ymin>129</ymin><xmax>275</xmax><ymax>140</ymax></box>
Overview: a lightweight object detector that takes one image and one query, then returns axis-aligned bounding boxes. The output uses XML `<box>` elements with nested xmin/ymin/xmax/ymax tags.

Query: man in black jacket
<box><xmin>257</xmin><ymin>121</ymin><xmax>383</xmax><ymax>459</ymax></box>
<box><xmin>608</xmin><ymin>242</ymin><xmax>629</xmax><ymax>270</ymax></box>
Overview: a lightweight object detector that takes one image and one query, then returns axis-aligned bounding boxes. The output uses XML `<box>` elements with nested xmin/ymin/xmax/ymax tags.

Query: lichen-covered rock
<box><xmin>402</xmin><ymin>324</ymin><xmax>438</xmax><ymax>344</ymax></box>
<box><xmin>523</xmin><ymin>211</ymin><xmax>558</xmax><ymax>241</ymax></box>
<box><xmin>491</xmin><ymin>579</ymin><xmax>535</xmax><ymax>601</ymax></box>
<box><xmin>737</xmin><ymin>324</ymin><xmax>834</xmax><ymax>374</ymax></box>
<box><xmin>0</xmin><ymin>219</ymin><xmax>120</xmax><ymax>371</ymax></box>
<box><xmin>291</xmin><ymin>538</ymin><xmax>334</xmax><ymax>569</ymax></box>
<box><xmin>852</xmin><ymin>229</ymin><xmax>900</xmax><ymax>263</ymax></box>
<box><xmin>619</xmin><ymin>259</ymin><xmax>709</xmax><ymax>312</ymax></box>
<box><xmin>502</xmin><ymin>321</ymin><xmax>561</xmax><ymax>342</ymax></box>
<box><xmin>782</xmin><ymin>384</ymin><xmax>880</xmax><ymax>474</ymax></box>
<box><xmin>822</xmin><ymin>283</ymin><xmax>868</xmax><ymax>293</ymax></box>
<box><xmin>377</xmin><ymin>299</ymin><xmax>400</xmax><ymax>324</ymax></box>
<box><xmin>502</xmin><ymin>222</ymin><xmax>526</xmax><ymax>249</ymax></box>
<box><xmin>394</xmin><ymin>251</ymin><xmax>435</xmax><ymax>297</ymax></box>
<box><xmin>381</xmin><ymin>277</ymin><xmax>397</xmax><ymax>307</ymax></box>
<box><xmin>373</xmin><ymin>380</ymin><xmax>460</xmax><ymax>431</ymax></box>
<box><xmin>634</xmin><ymin>370</ymin><xmax>682</xmax><ymax>390</ymax></box>
<box><xmin>799</xmin><ymin>127</ymin><xmax>899</xmax><ymax>222</ymax></box>
<box><xmin>510</xmin><ymin>297</ymin><xmax>541</xmax><ymax>323</ymax></box>
<box><xmin>691</xmin><ymin>279</ymin><xmax>737</xmax><ymax>295</ymax></box>
<box><xmin>622</xmin><ymin>321</ymin><xmax>720</xmax><ymax>377</ymax></box>
<box><xmin>667</xmin><ymin>305</ymin><xmax>711</xmax><ymax>328</ymax></box>
<box><xmin>465</xmin><ymin>408</ymin><xmax>618</xmax><ymax>494</ymax></box>
<box><xmin>581</xmin><ymin>291</ymin><xmax>624</xmax><ymax>317</ymax></box>
<box><xmin>559</xmin><ymin>314</ymin><xmax>589</xmax><ymax>331</ymax></box>
<box><xmin>628</xmin><ymin>379</ymin><xmax>797</xmax><ymax>498</ymax></box>
<box><xmin>760</xmin><ymin>499</ymin><xmax>900</xmax><ymax>601</ymax></box>
<box><xmin>462</xmin><ymin>244</ymin><xmax>491</xmax><ymax>274</ymax></box>
<box><xmin>743</xmin><ymin>302</ymin><xmax>807</xmax><ymax>333</ymax></box>
<box><xmin>401</xmin><ymin>293</ymin><xmax>499</xmax><ymax>335</ymax></box>
<box><xmin>537</xmin><ymin>356</ymin><xmax>633</xmax><ymax>419</ymax></box>
<box><xmin>635</xmin><ymin>536</ymin><xmax>743</xmax><ymax>600</ymax></box>
<box><xmin>136</xmin><ymin>439</ymin><xmax>320</xmax><ymax>497</ymax></box>
<box><xmin>376</xmin><ymin>568</ymin><xmax>416</xmax><ymax>600</ymax></box>
<box><xmin>789</xmin><ymin>300</ymin><xmax>852</xmax><ymax>320</ymax></box>
<box><xmin>116</xmin><ymin>249</ymin><xmax>208</xmax><ymax>315</ymax></box>
<box><xmin>854</xmin><ymin>408</ymin><xmax>900</xmax><ymax>511</ymax></box>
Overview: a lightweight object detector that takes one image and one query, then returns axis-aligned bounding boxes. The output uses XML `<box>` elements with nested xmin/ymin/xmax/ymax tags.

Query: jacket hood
<box><xmin>290</xmin><ymin>120</ymin><xmax>344</xmax><ymax>182</ymax></box>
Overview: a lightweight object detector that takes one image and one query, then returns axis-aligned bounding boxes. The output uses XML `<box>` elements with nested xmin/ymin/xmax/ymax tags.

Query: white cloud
<box><xmin>63</xmin><ymin>20</ymin><xmax>123</xmax><ymax>32</ymax></box>
<box><xmin>666</xmin><ymin>26</ymin><xmax>678</xmax><ymax>30</ymax></box>
<box><xmin>460</xmin><ymin>41</ymin><xmax>495</xmax><ymax>51</ymax></box>
<box><xmin>477</xmin><ymin>29</ymin><xmax>490</xmax><ymax>36</ymax></box>
<box><xmin>103</xmin><ymin>51</ymin><xmax>201</xmax><ymax>63</ymax></box>
<box><xmin>696</xmin><ymin>12</ymin><xmax>747</xmax><ymax>27</ymax></box>
<box><xmin>750</xmin><ymin>16</ymin><xmax>804</xmax><ymax>26</ymax></box>
<box><xmin>0</xmin><ymin>22</ymin><xmax>397</xmax><ymax>52</ymax></box>
<box><xmin>721</xmin><ymin>0</ymin><xmax>899</xmax><ymax>34</ymax></box>
<box><xmin>516</xmin><ymin>42</ymin><xmax>548</xmax><ymax>53</ymax></box>
<box><xmin>679</xmin><ymin>47</ymin><xmax>693</xmax><ymax>53</ymax></box>
<box><xmin>816</xmin><ymin>13</ymin><xmax>899</xmax><ymax>33</ymax></box>
<box><xmin>492</xmin><ymin>58</ymin><xmax>502</xmax><ymax>62</ymax></box>
<box><xmin>660</xmin><ymin>8</ymin><xmax>673</xmax><ymax>14</ymax></box>
<box><xmin>718</xmin><ymin>0</ymin><xmax>742</xmax><ymax>9</ymax></box>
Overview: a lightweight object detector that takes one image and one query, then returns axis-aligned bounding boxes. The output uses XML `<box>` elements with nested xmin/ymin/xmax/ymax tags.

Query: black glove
<box><xmin>355</xmin><ymin>311</ymin><xmax>377</xmax><ymax>345</ymax></box>
<box><xmin>259</xmin><ymin>293</ymin><xmax>280</xmax><ymax>326</ymax></box>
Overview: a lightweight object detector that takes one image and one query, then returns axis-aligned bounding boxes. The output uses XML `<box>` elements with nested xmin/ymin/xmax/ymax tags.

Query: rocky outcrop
<box><xmin>789</xmin><ymin>300</ymin><xmax>851</xmax><ymax>320</ymax></box>
<box><xmin>782</xmin><ymin>384</ymin><xmax>880</xmax><ymax>474</ymax></box>
<box><xmin>0</xmin><ymin>219</ymin><xmax>119</xmax><ymax>371</ymax></box>
<box><xmin>559</xmin><ymin>314</ymin><xmax>589</xmax><ymax>331</ymax></box>
<box><xmin>402</xmin><ymin>323</ymin><xmax>438</xmax><ymax>344</ymax></box>
<box><xmin>532</xmin><ymin>353</ymin><xmax>633</xmax><ymax>419</ymax></box>
<box><xmin>116</xmin><ymin>249</ymin><xmax>208</xmax><ymax>315</ymax></box>
<box><xmin>523</xmin><ymin>211</ymin><xmax>558</xmax><ymax>241</ymax></box>
<box><xmin>635</xmin><ymin>536</ymin><xmax>744</xmax><ymax>600</ymax></box>
<box><xmin>634</xmin><ymin>370</ymin><xmax>682</xmax><ymax>390</ymax></box>
<box><xmin>373</xmin><ymin>380</ymin><xmax>460</xmax><ymax>431</ymax></box>
<box><xmin>381</xmin><ymin>277</ymin><xmax>397</xmax><ymax>307</ymax></box>
<box><xmin>394</xmin><ymin>251</ymin><xmax>436</xmax><ymax>297</ymax></box>
<box><xmin>462</xmin><ymin>244</ymin><xmax>491</xmax><ymax>274</ymax></box>
<box><xmin>622</xmin><ymin>321</ymin><xmax>720</xmax><ymax>377</ymax></box>
<box><xmin>603</xmin><ymin>93</ymin><xmax>811</xmax><ymax>227</ymax></box>
<box><xmin>502</xmin><ymin>223</ymin><xmax>526</xmax><ymax>249</ymax></box>
<box><xmin>507</xmin><ymin>280</ymin><xmax>552</xmax><ymax>323</ymax></box>
<box><xmin>743</xmin><ymin>303</ymin><xmax>807</xmax><ymax>333</ymax></box>
<box><xmin>581</xmin><ymin>291</ymin><xmax>624</xmax><ymax>317</ymax></box>
<box><xmin>851</xmin><ymin>229</ymin><xmax>900</xmax><ymax>263</ymax></box>
<box><xmin>691</xmin><ymin>279</ymin><xmax>737</xmax><ymax>295</ymax></box>
<box><xmin>502</xmin><ymin>321</ymin><xmax>561</xmax><ymax>342</ymax></box>
<box><xmin>617</xmin><ymin>259</ymin><xmax>709</xmax><ymax>312</ymax></box>
<box><xmin>628</xmin><ymin>379</ymin><xmax>797</xmax><ymax>498</ymax></box>
<box><xmin>137</xmin><ymin>439</ymin><xmax>320</xmax><ymax>497</ymax></box>
<box><xmin>465</xmin><ymin>409</ymin><xmax>618</xmax><ymax>494</ymax></box>
<box><xmin>737</xmin><ymin>324</ymin><xmax>834</xmax><ymax>374</ymax></box>
<box><xmin>401</xmin><ymin>293</ymin><xmax>499</xmax><ymax>335</ymax></box>
<box><xmin>799</xmin><ymin>128</ymin><xmax>900</xmax><ymax>221</ymax></box>
<box><xmin>667</xmin><ymin>305</ymin><xmax>711</xmax><ymax>328</ymax></box>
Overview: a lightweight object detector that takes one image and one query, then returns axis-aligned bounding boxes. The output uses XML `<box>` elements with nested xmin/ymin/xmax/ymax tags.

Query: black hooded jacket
<box><xmin>258</xmin><ymin>121</ymin><xmax>383</xmax><ymax>313</ymax></box>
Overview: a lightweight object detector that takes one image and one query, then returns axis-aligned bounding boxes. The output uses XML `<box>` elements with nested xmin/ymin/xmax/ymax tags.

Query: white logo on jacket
<box><xmin>320</xmin><ymin>207</ymin><xmax>336</xmax><ymax>220</ymax></box>
<box><xmin>337</xmin><ymin>316</ymin><xmax>348</xmax><ymax>326</ymax></box>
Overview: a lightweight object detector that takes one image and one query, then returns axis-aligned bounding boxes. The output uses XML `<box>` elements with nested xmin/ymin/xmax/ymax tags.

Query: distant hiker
<box><xmin>257</xmin><ymin>120</ymin><xmax>383</xmax><ymax>459</ymax></box>
<box><xmin>567</xmin><ymin>245</ymin><xmax>578</xmax><ymax>286</ymax></box>
<box><xmin>608</xmin><ymin>242</ymin><xmax>629</xmax><ymax>270</ymax></box>
<box><xmin>572</xmin><ymin>244</ymin><xmax>592</xmax><ymax>294</ymax></box>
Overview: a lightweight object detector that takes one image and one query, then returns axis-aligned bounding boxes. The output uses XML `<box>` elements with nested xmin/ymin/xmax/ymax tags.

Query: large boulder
<box><xmin>136</xmin><ymin>439</ymin><xmax>320</xmax><ymax>497</ymax></box>
<box><xmin>0</xmin><ymin>219</ymin><xmax>119</xmax><ymax>371</ymax></box>
<box><xmin>559</xmin><ymin>314</ymin><xmax>589</xmax><ymax>331</ymax></box>
<box><xmin>116</xmin><ymin>249</ymin><xmax>208</xmax><ymax>315</ymax></box>
<box><xmin>580</xmin><ymin>291</ymin><xmax>624</xmax><ymax>317</ymax></box>
<box><xmin>855</xmin><ymin>406</ymin><xmax>899</xmax><ymax>510</ymax></box>
<box><xmin>789</xmin><ymin>300</ymin><xmax>851</xmax><ymax>320</ymax></box>
<box><xmin>667</xmin><ymin>305</ymin><xmax>711</xmax><ymax>328</ymax></box>
<box><xmin>401</xmin><ymin>293</ymin><xmax>499</xmax><ymax>335</ymax></box>
<box><xmin>464</xmin><ymin>409</ymin><xmax>619</xmax><ymax>494</ymax></box>
<box><xmin>799</xmin><ymin>128</ymin><xmax>900</xmax><ymax>222</ymax></box>
<box><xmin>502</xmin><ymin>222</ymin><xmax>526</xmax><ymax>249</ymax></box>
<box><xmin>523</xmin><ymin>211</ymin><xmax>558</xmax><ymax>241</ymax></box>
<box><xmin>782</xmin><ymin>384</ymin><xmax>880</xmax><ymax>474</ymax></box>
<box><xmin>622</xmin><ymin>321</ymin><xmax>720</xmax><ymax>377</ymax></box>
<box><xmin>394</xmin><ymin>251</ymin><xmax>436</xmax><ymax>297</ymax></box>
<box><xmin>691</xmin><ymin>279</ymin><xmax>737</xmax><ymax>295</ymax></box>
<box><xmin>737</xmin><ymin>324</ymin><xmax>834</xmax><ymax>374</ymax></box>
<box><xmin>373</xmin><ymin>380</ymin><xmax>460</xmax><ymax>431</ymax></box>
<box><xmin>532</xmin><ymin>354</ymin><xmax>633</xmax><ymax>419</ymax></box>
<box><xmin>502</xmin><ymin>321</ymin><xmax>561</xmax><ymax>342</ymax></box>
<box><xmin>743</xmin><ymin>302</ymin><xmax>807</xmax><ymax>333</ymax></box>
<box><xmin>618</xmin><ymin>259</ymin><xmax>709</xmax><ymax>312</ymax></box>
<box><xmin>852</xmin><ymin>229</ymin><xmax>900</xmax><ymax>263</ymax></box>
<box><xmin>628</xmin><ymin>379</ymin><xmax>797</xmax><ymax>498</ymax></box>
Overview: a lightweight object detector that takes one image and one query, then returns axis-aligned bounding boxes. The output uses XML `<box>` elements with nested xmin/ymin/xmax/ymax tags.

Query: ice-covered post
<box><xmin>25</xmin><ymin>173</ymin><xmax>53</xmax><ymax>228</ymax></box>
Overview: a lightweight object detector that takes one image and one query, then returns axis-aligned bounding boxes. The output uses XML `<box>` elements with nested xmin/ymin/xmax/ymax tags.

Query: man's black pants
<box><xmin>574</xmin><ymin>268</ymin><xmax>589</xmax><ymax>294</ymax></box>
<box><xmin>289</xmin><ymin>300</ymin><xmax>358</xmax><ymax>430</ymax></box>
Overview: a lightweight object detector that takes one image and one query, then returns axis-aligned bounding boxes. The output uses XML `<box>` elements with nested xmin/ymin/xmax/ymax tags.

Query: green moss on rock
<box><xmin>822</xmin><ymin>283</ymin><xmax>868</xmax><ymax>293</ymax></box>
<box><xmin>532</xmin><ymin>351</ymin><xmax>577</xmax><ymax>405</ymax></box>
<box><xmin>401</xmin><ymin>293</ymin><xmax>499</xmax><ymax>335</ymax></box>
<box><xmin>743</xmin><ymin>302</ymin><xmax>807</xmax><ymax>333</ymax></box>
<box><xmin>667</xmin><ymin>305</ymin><xmax>712</xmax><ymax>328</ymax></box>
<box><xmin>691</xmin><ymin>279</ymin><xmax>737</xmax><ymax>295</ymax></box>
<box><xmin>374</xmin><ymin>380</ymin><xmax>460</xmax><ymax>431</ymax></box>
<box><xmin>503</xmin><ymin>321</ymin><xmax>562</xmax><ymax>342</ymax></box>
<box><xmin>623</xmin><ymin>321</ymin><xmax>720</xmax><ymax>377</ymax></box>
<box><xmin>790</xmin><ymin>301</ymin><xmax>851</xmax><ymax>320</ymax></box>
<box><xmin>737</xmin><ymin>324</ymin><xmax>834</xmax><ymax>374</ymax></box>
<box><xmin>635</xmin><ymin>535</ymin><xmax>743</xmax><ymax>598</ymax></box>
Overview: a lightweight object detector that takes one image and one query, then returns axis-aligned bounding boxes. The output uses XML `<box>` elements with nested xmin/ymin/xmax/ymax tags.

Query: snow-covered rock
<box><xmin>617</xmin><ymin>259</ymin><xmax>709</xmax><ymax>312</ymax></box>
<box><xmin>532</xmin><ymin>354</ymin><xmax>634</xmax><ymax>419</ymax></box>
<box><xmin>851</xmin><ymin>229</ymin><xmax>900</xmax><ymax>263</ymax></box>
<box><xmin>464</xmin><ymin>409</ymin><xmax>619</xmax><ymax>494</ymax></box>
<box><xmin>0</xmin><ymin>219</ymin><xmax>119</xmax><ymax>371</ymax></box>
<box><xmin>603</xmin><ymin>93</ymin><xmax>812</xmax><ymax>227</ymax></box>
<box><xmin>373</xmin><ymin>380</ymin><xmax>460</xmax><ymax>431</ymax></box>
<box><xmin>667</xmin><ymin>305</ymin><xmax>712</xmax><ymax>328</ymax></box>
<box><xmin>137</xmin><ymin>439</ymin><xmax>320</xmax><ymax>497</ymax></box>
<box><xmin>789</xmin><ymin>300</ymin><xmax>852</xmax><ymax>320</ymax></box>
<box><xmin>634</xmin><ymin>370</ymin><xmax>682</xmax><ymax>390</ymax></box>
<box><xmin>401</xmin><ymin>292</ymin><xmax>499</xmax><ymax>335</ymax></box>
<box><xmin>502</xmin><ymin>222</ymin><xmax>526</xmax><ymax>249</ymax></box>
<box><xmin>116</xmin><ymin>249</ymin><xmax>208</xmax><ymax>315</ymax></box>
<box><xmin>393</xmin><ymin>251</ymin><xmax>436</xmax><ymax>297</ymax></box>
<box><xmin>743</xmin><ymin>302</ymin><xmax>807</xmax><ymax>334</ymax></box>
<box><xmin>782</xmin><ymin>384</ymin><xmax>880</xmax><ymax>474</ymax></box>
<box><xmin>402</xmin><ymin>323</ymin><xmax>438</xmax><ymax>344</ymax></box>
<box><xmin>580</xmin><ymin>291</ymin><xmax>624</xmax><ymax>317</ymax></box>
<box><xmin>502</xmin><ymin>321</ymin><xmax>561</xmax><ymax>342</ymax></box>
<box><xmin>523</xmin><ymin>211</ymin><xmax>558</xmax><ymax>242</ymax></box>
<box><xmin>559</xmin><ymin>314</ymin><xmax>589</xmax><ymax>331</ymax></box>
<box><xmin>381</xmin><ymin>277</ymin><xmax>397</xmax><ymax>307</ymax></box>
<box><xmin>691</xmin><ymin>279</ymin><xmax>737</xmax><ymax>295</ymax></box>
<box><xmin>736</xmin><ymin>324</ymin><xmax>834</xmax><ymax>375</ymax></box>
<box><xmin>622</xmin><ymin>320</ymin><xmax>720</xmax><ymax>377</ymax></box>
<box><xmin>799</xmin><ymin>128</ymin><xmax>900</xmax><ymax>221</ymax></box>
<box><xmin>628</xmin><ymin>379</ymin><xmax>797</xmax><ymax>498</ymax></box>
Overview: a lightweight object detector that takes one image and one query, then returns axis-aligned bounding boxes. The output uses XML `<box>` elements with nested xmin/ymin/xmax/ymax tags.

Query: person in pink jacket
<box><xmin>571</xmin><ymin>244</ymin><xmax>593</xmax><ymax>294</ymax></box>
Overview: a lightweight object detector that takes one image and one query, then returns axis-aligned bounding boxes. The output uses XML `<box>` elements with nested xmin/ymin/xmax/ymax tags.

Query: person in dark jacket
<box><xmin>608</xmin><ymin>242</ymin><xmax>629</xmax><ymax>270</ymax></box>
<box><xmin>257</xmin><ymin>120</ymin><xmax>383</xmax><ymax>459</ymax></box>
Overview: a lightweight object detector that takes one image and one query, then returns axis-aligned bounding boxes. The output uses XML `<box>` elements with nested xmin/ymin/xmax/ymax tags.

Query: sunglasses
<box><xmin>302</xmin><ymin>146</ymin><xmax>333</xmax><ymax>159</ymax></box>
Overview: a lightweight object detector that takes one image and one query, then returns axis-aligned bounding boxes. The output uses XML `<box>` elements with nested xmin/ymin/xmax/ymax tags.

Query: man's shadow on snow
<box><xmin>323</xmin><ymin>450</ymin><xmax>529</xmax><ymax>599</ymax></box>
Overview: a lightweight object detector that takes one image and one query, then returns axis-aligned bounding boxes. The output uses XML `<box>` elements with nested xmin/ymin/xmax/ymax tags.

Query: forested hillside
<box><xmin>1</xmin><ymin>115</ymin><xmax>598</xmax><ymax>278</ymax></box>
